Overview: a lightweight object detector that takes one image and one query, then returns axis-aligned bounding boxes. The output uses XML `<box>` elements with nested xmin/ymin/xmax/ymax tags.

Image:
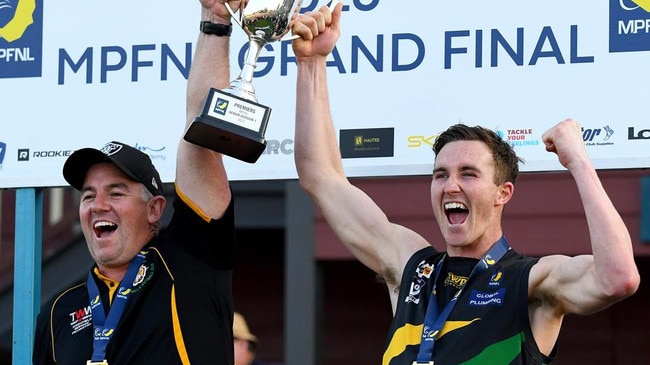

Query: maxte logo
<box><xmin>0</xmin><ymin>0</ymin><xmax>43</xmax><ymax>78</ymax></box>
<box><xmin>610</xmin><ymin>0</ymin><xmax>650</xmax><ymax>52</ymax></box>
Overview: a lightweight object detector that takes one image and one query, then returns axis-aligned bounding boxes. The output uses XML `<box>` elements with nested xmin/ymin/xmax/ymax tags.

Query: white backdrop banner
<box><xmin>1</xmin><ymin>0</ymin><xmax>649</xmax><ymax>189</ymax></box>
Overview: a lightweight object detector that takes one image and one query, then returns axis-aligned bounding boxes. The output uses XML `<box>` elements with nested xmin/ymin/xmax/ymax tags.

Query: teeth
<box><xmin>94</xmin><ymin>221</ymin><xmax>116</xmax><ymax>229</ymax></box>
<box><xmin>444</xmin><ymin>202</ymin><xmax>467</xmax><ymax>210</ymax></box>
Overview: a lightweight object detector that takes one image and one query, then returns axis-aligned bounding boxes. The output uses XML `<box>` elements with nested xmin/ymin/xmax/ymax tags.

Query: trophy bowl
<box><xmin>224</xmin><ymin>0</ymin><xmax>302</xmax><ymax>102</ymax></box>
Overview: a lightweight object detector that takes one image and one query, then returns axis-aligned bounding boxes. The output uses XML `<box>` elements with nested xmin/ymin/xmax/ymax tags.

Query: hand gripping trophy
<box><xmin>185</xmin><ymin>0</ymin><xmax>303</xmax><ymax>163</ymax></box>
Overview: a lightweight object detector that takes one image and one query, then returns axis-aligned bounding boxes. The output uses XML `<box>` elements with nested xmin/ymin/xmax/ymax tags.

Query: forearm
<box><xmin>177</xmin><ymin>6</ymin><xmax>232</xmax><ymax>218</ymax></box>
<box><xmin>294</xmin><ymin>57</ymin><xmax>345</xmax><ymax>190</ymax></box>
<box><xmin>186</xmin><ymin>7</ymin><xmax>232</xmax><ymax>129</ymax></box>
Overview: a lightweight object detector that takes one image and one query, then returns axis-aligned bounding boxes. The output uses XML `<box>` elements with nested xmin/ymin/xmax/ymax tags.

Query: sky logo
<box><xmin>0</xmin><ymin>0</ymin><xmax>43</xmax><ymax>78</ymax></box>
<box><xmin>610</xmin><ymin>0</ymin><xmax>650</xmax><ymax>52</ymax></box>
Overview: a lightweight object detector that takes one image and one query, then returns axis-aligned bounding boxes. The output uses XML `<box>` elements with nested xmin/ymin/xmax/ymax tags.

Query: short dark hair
<box><xmin>433</xmin><ymin>124</ymin><xmax>523</xmax><ymax>185</ymax></box>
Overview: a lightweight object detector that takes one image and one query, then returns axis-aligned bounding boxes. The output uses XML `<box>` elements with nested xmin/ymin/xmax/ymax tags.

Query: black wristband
<box><xmin>200</xmin><ymin>21</ymin><xmax>233</xmax><ymax>37</ymax></box>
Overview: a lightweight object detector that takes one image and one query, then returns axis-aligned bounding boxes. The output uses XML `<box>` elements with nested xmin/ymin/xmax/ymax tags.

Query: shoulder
<box><xmin>161</xmin><ymin>192</ymin><xmax>236</xmax><ymax>269</ymax></box>
<box><xmin>500</xmin><ymin>249</ymin><xmax>539</xmax><ymax>267</ymax></box>
<box><xmin>412</xmin><ymin>246</ymin><xmax>441</xmax><ymax>263</ymax></box>
<box><xmin>41</xmin><ymin>282</ymin><xmax>87</xmax><ymax>310</ymax></box>
<box><xmin>170</xmin><ymin>189</ymin><xmax>235</xmax><ymax>226</ymax></box>
<box><xmin>397</xmin><ymin>246</ymin><xmax>443</xmax><ymax>286</ymax></box>
<box><xmin>405</xmin><ymin>246</ymin><xmax>440</xmax><ymax>273</ymax></box>
<box><xmin>38</xmin><ymin>281</ymin><xmax>88</xmax><ymax>328</ymax></box>
<box><xmin>528</xmin><ymin>254</ymin><xmax>581</xmax><ymax>287</ymax></box>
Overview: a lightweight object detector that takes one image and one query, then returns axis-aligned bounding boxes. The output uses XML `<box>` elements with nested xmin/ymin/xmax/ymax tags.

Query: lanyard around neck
<box><xmin>86</xmin><ymin>251</ymin><xmax>146</xmax><ymax>362</ymax></box>
<box><xmin>415</xmin><ymin>236</ymin><xmax>510</xmax><ymax>364</ymax></box>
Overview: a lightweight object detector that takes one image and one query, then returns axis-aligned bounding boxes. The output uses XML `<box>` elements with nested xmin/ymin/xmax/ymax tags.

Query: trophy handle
<box><xmin>225</xmin><ymin>2</ymin><xmax>243</xmax><ymax>28</ymax></box>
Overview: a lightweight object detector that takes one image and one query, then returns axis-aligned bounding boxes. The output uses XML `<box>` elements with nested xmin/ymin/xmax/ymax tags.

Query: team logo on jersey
<box><xmin>416</xmin><ymin>259</ymin><xmax>434</xmax><ymax>278</ymax></box>
<box><xmin>129</xmin><ymin>261</ymin><xmax>154</xmax><ymax>295</ymax></box>
<box><xmin>133</xmin><ymin>264</ymin><xmax>147</xmax><ymax>286</ymax></box>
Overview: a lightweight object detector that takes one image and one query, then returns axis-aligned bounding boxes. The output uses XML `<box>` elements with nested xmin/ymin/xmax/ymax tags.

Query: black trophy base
<box><xmin>184</xmin><ymin>115</ymin><xmax>267</xmax><ymax>164</ymax></box>
<box><xmin>184</xmin><ymin>87</ymin><xmax>271</xmax><ymax>163</ymax></box>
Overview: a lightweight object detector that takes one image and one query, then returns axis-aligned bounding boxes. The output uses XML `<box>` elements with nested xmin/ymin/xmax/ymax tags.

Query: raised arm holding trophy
<box><xmin>184</xmin><ymin>0</ymin><xmax>303</xmax><ymax>163</ymax></box>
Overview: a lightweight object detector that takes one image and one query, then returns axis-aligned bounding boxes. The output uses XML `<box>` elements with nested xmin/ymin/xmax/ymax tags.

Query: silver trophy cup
<box><xmin>184</xmin><ymin>0</ymin><xmax>303</xmax><ymax>163</ymax></box>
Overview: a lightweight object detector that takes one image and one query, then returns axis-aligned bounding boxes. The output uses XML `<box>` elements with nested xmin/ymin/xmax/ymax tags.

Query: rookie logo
<box><xmin>0</xmin><ymin>0</ymin><xmax>42</xmax><ymax>78</ymax></box>
<box><xmin>610</xmin><ymin>0</ymin><xmax>650</xmax><ymax>52</ymax></box>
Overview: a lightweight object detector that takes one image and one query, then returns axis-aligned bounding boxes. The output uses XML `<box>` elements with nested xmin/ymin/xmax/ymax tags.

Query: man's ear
<box><xmin>496</xmin><ymin>181</ymin><xmax>514</xmax><ymax>206</ymax></box>
<box><xmin>148</xmin><ymin>195</ymin><xmax>167</xmax><ymax>223</ymax></box>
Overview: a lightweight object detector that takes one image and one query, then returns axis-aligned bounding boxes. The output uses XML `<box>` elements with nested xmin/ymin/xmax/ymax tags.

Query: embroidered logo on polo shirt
<box><xmin>69</xmin><ymin>305</ymin><xmax>93</xmax><ymax>335</ymax></box>
<box><xmin>128</xmin><ymin>262</ymin><xmax>154</xmax><ymax>295</ymax></box>
<box><xmin>134</xmin><ymin>264</ymin><xmax>147</xmax><ymax>286</ymax></box>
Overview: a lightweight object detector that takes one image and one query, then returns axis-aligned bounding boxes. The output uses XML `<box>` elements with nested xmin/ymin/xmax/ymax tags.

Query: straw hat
<box><xmin>233</xmin><ymin>312</ymin><xmax>258</xmax><ymax>344</ymax></box>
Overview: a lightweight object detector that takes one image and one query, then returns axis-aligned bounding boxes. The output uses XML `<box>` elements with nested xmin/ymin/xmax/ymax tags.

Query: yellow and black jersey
<box><xmin>383</xmin><ymin>246</ymin><xmax>556</xmax><ymax>365</ymax></box>
<box><xmin>33</xmin><ymin>191</ymin><xmax>235</xmax><ymax>365</ymax></box>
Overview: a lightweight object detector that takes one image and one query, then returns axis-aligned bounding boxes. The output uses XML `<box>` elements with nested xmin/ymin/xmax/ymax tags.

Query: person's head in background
<box><xmin>234</xmin><ymin>312</ymin><xmax>258</xmax><ymax>365</ymax></box>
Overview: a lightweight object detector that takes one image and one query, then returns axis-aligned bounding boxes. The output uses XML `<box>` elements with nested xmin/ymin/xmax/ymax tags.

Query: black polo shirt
<box><xmin>33</xmin><ymin>191</ymin><xmax>235</xmax><ymax>365</ymax></box>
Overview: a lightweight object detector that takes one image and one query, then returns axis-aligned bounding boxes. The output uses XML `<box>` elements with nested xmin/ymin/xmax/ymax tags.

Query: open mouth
<box><xmin>444</xmin><ymin>202</ymin><xmax>468</xmax><ymax>225</ymax></box>
<box><xmin>93</xmin><ymin>221</ymin><xmax>117</xmax><ymax>238</ymax></box>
